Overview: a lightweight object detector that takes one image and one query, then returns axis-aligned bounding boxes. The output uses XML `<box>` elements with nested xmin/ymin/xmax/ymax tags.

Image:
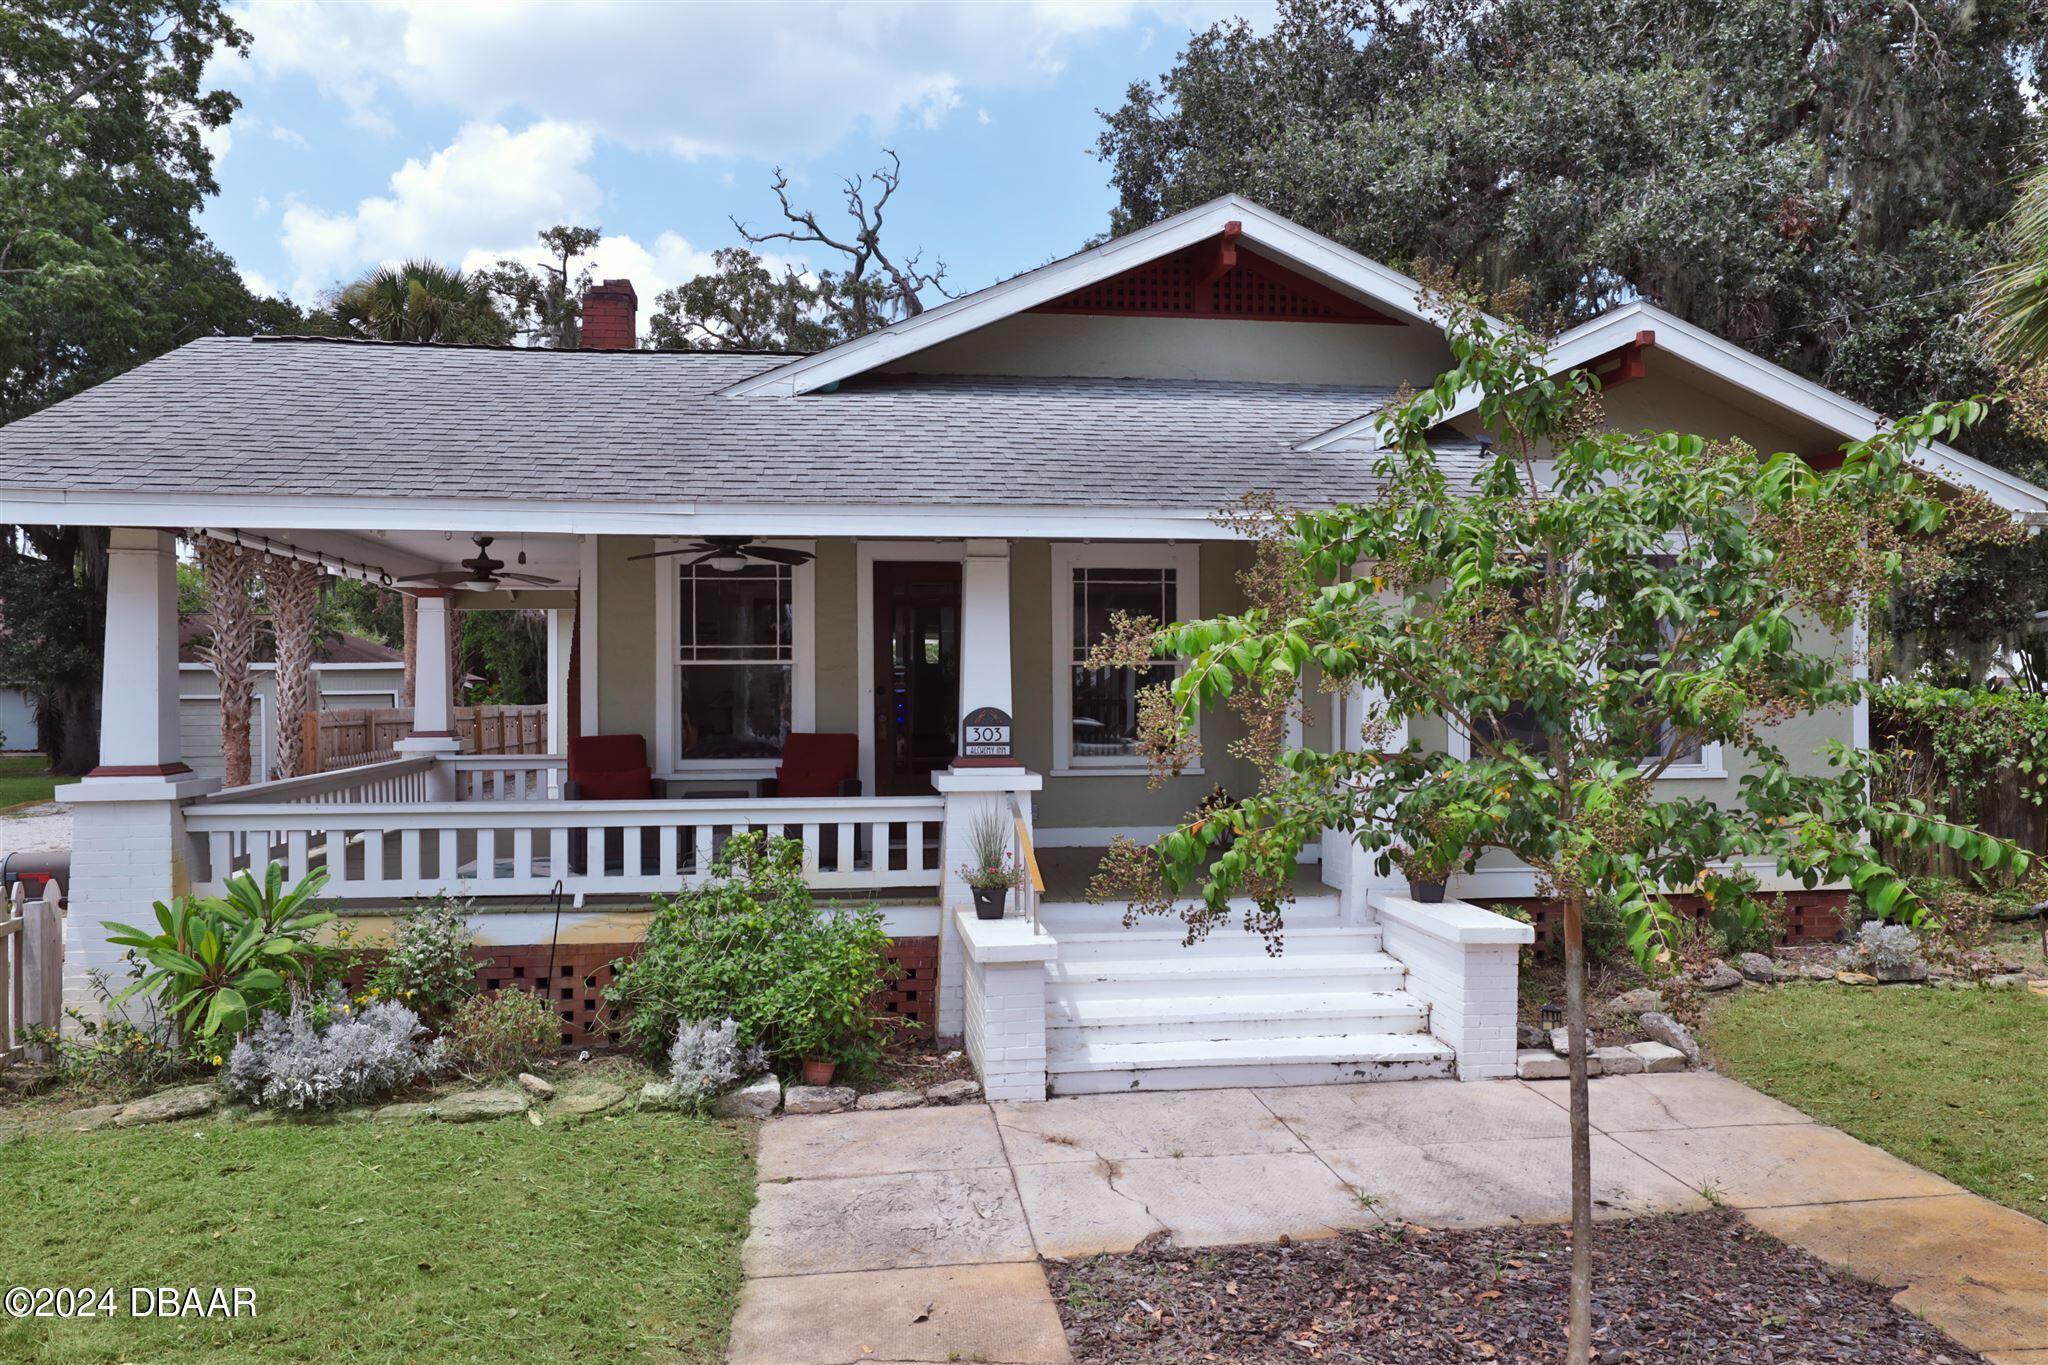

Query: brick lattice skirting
<box><xmin>347</xmin><ymin>934</ymin><xmax>942</xmax><ymax>1047</ymax></box>
<box><xmin>1476</xmin><ymin>890</ymin><xmax>1850</xmax><ymax>946</ymax></box>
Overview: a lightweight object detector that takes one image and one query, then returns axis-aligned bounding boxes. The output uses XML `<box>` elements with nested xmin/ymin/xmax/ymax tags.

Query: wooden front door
<box><xmin>873</xmin><ymin>561</ymin><xmax>961</xmax><ymax>796</ymax></box>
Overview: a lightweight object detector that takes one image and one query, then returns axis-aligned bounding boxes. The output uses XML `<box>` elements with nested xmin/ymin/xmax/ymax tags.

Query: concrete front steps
<box><xmin>1039</xmin><ymin>900</ymin><xmax>1454</xmax><ymax>1095</ymax></box>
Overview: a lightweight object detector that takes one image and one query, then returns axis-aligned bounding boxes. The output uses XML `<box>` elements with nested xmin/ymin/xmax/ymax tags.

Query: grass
<box><xmin>1706</xmin><ymin>981</ymin><xmax>2048</xmax><ymax>1220</ymax></box>
<box><xmin>0</xmin><ymin>753</ymin><xmax>73</xmax><ymax>810</ymax></box>
<box><xmin>0</xmin><ymin>1111</ymin><xmax>756</xmax><ymax>1363</ymax></box>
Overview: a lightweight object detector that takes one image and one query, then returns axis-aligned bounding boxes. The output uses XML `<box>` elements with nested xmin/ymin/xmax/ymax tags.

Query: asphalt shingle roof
<box><xmin>0</xmin><ymin>334</ymin><xmax>1446</xmax><ymax>510</ymax></box>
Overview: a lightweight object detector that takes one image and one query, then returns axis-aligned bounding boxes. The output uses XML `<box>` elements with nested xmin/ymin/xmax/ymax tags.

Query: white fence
<box><xmin>184</xmin><ymin>756</ymin><xmax>943</xmax><ymax>900</ymax></box>
<box><xmin>3</xmin><ymin>880</ymin><xmax>63</xmax><ymax>1063</ymax></box>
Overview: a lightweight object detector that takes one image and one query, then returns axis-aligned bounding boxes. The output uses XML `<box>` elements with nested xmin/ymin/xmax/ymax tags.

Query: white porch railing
<box><xmin>184</xmin><ymin>757</ymin><xmax>943</xmax><ymax>900</ymax></box>
<box><xmin>203</xmin><ymin>755</ymin><xmax>438</xmax><ymax>805</ymax></box>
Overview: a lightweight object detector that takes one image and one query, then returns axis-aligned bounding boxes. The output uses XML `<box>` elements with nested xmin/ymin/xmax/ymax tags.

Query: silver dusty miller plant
<box><xmin>226</xmin><ymin>988</ymin><xmax>445</xmax><ymax>1110</ymax></box>
<box><xmin>668</xmin><ymin>1016</ymin><xmax>767</xmax><ymax>1108</ymax></box>
<box><xmin>1836</xmin><ymin>920</ymin><xmax>1925</xmax><ymax>975</ymax></box>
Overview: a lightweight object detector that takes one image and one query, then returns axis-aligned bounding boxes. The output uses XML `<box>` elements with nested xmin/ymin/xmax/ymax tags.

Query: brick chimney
<box><xmin>581</xmin><ymin>278</ymin><xmax>638</xmax><ymax>350</ymax></box>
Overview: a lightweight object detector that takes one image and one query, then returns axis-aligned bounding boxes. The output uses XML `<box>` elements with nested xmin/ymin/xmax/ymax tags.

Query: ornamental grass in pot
<box><xmin>960</xmin><ymin>807</ymin><xmax>1025</xmax><ymax>920</ymax></box>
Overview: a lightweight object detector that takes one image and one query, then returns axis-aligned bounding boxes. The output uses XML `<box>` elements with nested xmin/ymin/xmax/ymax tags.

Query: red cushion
<box><xmin>776</xmin><ymin>733</ymin><xmax>858</xmax><ymax>797</ymax></box>
<box><xmin>576</xmin><ymin>765</ymin><xmax>651</xmax><ymax>800</ymax></box>
<box><xmin>569</xmin><ymin>734</ymin><xmax>646</xmax><ymax>775</ymax></box>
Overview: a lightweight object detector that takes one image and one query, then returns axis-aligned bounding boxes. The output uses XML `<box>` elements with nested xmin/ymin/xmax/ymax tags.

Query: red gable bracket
<box><xmin>1031</xmin><ymin>227</ymin><xmax>1399</xmax><ymax>325</ymax></box>
<box><xmin>1587</xmin><ymin>329</ymin><xmax>1656</xmax><ymax>388</ymax></box>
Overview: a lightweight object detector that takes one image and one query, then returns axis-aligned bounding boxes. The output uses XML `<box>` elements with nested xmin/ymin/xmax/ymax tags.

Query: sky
<box><xmin>197</xmin><ymin>0</ymin><xmax>1270</xmax><ymax>314</ymax></box>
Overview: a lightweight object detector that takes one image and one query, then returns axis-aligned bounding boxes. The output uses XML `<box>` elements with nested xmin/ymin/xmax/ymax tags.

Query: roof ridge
<box><xmin>245</xmin><ymin>334</ymin><xmax>808</xmax><ymax>358</ymax></box>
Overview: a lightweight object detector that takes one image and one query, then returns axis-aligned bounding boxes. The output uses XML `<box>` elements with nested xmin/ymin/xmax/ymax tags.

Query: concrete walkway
<box><xmin>728</xmin><ymin>1073</ymin><xmax>2048</xmax><ymax>1364</ymax></box>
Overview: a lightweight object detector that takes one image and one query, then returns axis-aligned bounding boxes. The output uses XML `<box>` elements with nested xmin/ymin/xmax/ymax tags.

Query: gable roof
<box><xmin>1296</xmin><ymin>299</ymin><xmax>2048</xmax><ymax>519</ymax></box>
<box><xmin>0</xmin><ymin>334</ymin><xmax>1458</xmax><ymax>527</ymax></box>
<box><xmin>719</xmin><ymin>194</ymin><xmax>1479</xmax><ymax>398</ymax></box>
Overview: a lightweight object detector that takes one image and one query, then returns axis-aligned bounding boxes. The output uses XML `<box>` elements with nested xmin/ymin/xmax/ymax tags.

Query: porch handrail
<box><xmin>193</xmin><ymin>755</ymin><xmax>437</xmax><ymax>806</ymax></box>
<box><xmin>1008</xmin><ymin>790</ymin><xmax>1043</xmax><ymax>936</ymax></box>
<box><xmin>441</xmin><ymin>753</ymin><xmax>566</xmax><ymax>802</ymax></box>
<box><xmin>184</xmin><ymin>792</ymin><xmax>947</xmax><ymax>900</ymax></box>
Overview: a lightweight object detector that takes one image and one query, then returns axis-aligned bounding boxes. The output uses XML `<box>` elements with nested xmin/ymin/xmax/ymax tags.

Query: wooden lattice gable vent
<box><xmin>1030</xmin><ymin>221</ymin><xmax>1399</xmax><ymax>324</ymax></box>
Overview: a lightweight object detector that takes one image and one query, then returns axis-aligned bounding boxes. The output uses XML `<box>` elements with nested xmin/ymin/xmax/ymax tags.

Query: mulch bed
<box><xmin>1047</xmin><ymin>1211</ymin><xmax>1978</xmax><ymax>1363</ymax></box>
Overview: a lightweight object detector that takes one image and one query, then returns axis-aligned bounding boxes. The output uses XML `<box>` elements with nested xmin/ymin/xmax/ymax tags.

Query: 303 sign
<box><xmin>961</xmin><ymin>706</ymin><xmax>1013</xmax><ymax>758</ymax></box>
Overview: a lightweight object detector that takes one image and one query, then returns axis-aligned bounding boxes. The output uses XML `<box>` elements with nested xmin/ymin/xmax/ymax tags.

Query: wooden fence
<box><xmin>1872</xmin><ymin>708</ymin><xmax>2048</xmax><ymax>881</ymax></box>
<box><xmin>3</xmin><ymin>880</ymin><xmax>63</xmax><ymax>1064</ymax></box>
<box><xmin>303</xmin><ymin>705</ymin><xmax>548</xmax><ymax>774</ymax></box>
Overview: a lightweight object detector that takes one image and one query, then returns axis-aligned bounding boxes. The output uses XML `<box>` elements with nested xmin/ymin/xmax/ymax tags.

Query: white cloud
<box><xmin>228</xmin><ymin>0</ymin><xmax>1240</xmax><ymax>159</ymax></box>
<box><xmin>977</xmin><ymin>108</ymin><xmax>992</xmax><ymax>125</ymax></box>
<box><xmin>269</xmin><ymin>123</ymin><xmax>310</xmax><ymax>150</ymax></box>
<box><xmin>278</xmin><ymin>120</ymin><xmax>600</xmax><ymax>299</ymax></box>
<box><xmin>240</xmin><ymin>267</ymin><xmax>280</xmax><ymax>298</ymax></box>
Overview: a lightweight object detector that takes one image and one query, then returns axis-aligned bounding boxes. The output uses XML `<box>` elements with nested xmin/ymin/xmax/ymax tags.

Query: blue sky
<box><xmin>197</xmin><ymin>1</ymin><xmax>1268</xmax><ymax>314</ymax></box>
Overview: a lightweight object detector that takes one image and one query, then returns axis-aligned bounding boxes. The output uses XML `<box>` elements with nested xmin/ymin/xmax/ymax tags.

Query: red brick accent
<box><xmin>581</xmin><ymin>278</ymin><xmax>638</xmax><ymax>350</ymax></box>
<box><xmin>346</xmin><ymin>932</ymin><xmax>940</xmax><ymax>1047</ymax></box>
<box><xmin>1475</xmin><ymin>890</ymin><xmax>1849</xmax><ymax>948</ymax></box>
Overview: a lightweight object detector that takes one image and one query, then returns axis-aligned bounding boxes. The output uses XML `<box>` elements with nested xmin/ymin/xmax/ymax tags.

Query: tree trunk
<box><xmin>402</xmin><ymin>592</ymin><xmax>418</xmax><ymax>708</ymax></box>
<box><xmin>260</xmin><ymin>556</ymin><xmax>321</xmax><ymax>778</ymax></box>
<box><xmin>198</xmin><ymin>539</ymin><xmax>255</xmax><ymax>788</ymax></box>
<box><xmin>45</xmin><ymin>680</ymin><xmax>100</xmax><ymax>778</ymax></box>
<box><xmin>1563</xmin><ymin>893</ymin><xmax>1594</xmax><ymax>1364</ymax></box>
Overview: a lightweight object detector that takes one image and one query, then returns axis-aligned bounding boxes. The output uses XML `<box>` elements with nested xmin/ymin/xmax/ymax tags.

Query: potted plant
<box><xmin>1392</xmin><ymin>802</ymin><xmax>1478</xmax><ymax>904</ymax></box>
<box><xmin>959</xmin><ymin>807</ymin><xmax>1024</xmax><ymax>920</ymax></box>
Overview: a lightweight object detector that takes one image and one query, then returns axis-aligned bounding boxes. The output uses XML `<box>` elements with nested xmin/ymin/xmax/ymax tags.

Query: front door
<box><xmin>873</xmin><ymin>561</ymin><xmax>961</xmax><ymax>796</ymax></box>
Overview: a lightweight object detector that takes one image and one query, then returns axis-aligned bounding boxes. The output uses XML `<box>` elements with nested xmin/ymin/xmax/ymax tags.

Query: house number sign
<box><xmin>962</xmin><ymin>707</ymin><xmax>1013</xmax><ymax>759</ymax></box>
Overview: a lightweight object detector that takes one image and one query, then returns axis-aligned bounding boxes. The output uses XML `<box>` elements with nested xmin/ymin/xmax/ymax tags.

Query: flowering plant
<box><xmin>958</xmin><ymin>807</ymin><xmax>1024</xmax><ymax>890</ymax></box>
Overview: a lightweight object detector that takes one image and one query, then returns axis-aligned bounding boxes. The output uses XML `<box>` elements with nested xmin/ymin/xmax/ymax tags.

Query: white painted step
<box><xmin>1051</xmin><ymin>924</ymin><xmax>1383</xmax><ymax>963</ymax></box>
<box><xmin>1047</xmin><ymin>1030</ymin><xmax>1455</xmax><ymax>1095</ymax></box>
<box><xmin>1047</xmin><ymin>988</ymin><xmax>1428</xmax><ymax>1044</ymax></box>
<box><xmin>1045</xmin><ymin>950</ymin><xmax>1409</xmax><ymax>1002</ymax></box>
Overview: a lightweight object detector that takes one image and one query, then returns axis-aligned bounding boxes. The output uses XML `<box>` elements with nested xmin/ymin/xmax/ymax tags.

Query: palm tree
<box><xmin>1977</xmin><ymin>154</ymin><xmax>2048</xmax><ymax>368</ymax></box>
<box><xmin>331</xmin><ymin>260</ymin><xmax>511</xmax><ymax>344</ymax></box>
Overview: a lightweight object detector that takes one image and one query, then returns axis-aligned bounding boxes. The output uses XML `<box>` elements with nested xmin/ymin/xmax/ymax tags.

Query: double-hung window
<box><xmin>1051</xmin><ymin>544</ymin><xmax>1199</xmax><ymax>773</ymax></box>
<box><xmin>654</xmin><ymin>547</ymin><xmax>814</xmax><ymax>773</ymax></box>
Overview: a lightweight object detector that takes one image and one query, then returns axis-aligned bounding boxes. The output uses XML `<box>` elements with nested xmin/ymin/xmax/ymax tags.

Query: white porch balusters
<box><xmin>58</xmin><ymin>528</ymin><xmax>218</xmax><ymax>1017</ymax></box>
<box><xmin>396</xmin><ymin>589</ymin><xmax>460</xmax><ymax>799</ymax></box>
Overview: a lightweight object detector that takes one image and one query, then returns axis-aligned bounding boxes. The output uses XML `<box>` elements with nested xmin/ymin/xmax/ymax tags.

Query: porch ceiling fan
<box><xmin>627</xmin><ymin>536</ymin><xmax>814</xmax><ymax>572</ymax></box>
<box><xmin>395</xmin><ymin>535</ymin><xmax>558</xmax><ymax>591</ymax></box>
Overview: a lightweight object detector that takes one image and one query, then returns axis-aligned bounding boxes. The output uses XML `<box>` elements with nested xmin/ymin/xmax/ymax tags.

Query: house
<box><xmin>0</xmin><ymin>616</ymin><xmax>404</xmax><ymax>779</ymax></box>
<box><xmin>4</xmin><ymin>197</ymin><xmax>2044</xmax><ymax>1099</ymax></box>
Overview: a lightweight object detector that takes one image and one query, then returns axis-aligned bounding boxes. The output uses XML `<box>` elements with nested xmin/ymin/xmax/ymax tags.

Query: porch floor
<box><xmin>1035</xmin><ymin>846</ymin><xmax>1336</xmax><ymax>904</ymax></box>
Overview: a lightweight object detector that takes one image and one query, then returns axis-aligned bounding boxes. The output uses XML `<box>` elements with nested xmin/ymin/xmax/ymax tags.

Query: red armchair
<box><xmin>564</xmin><ymin>734</ymin><xmax>663</xmax><ymax>801</ymax></box>
<box><xmin>760</xmin><ymin>732</ymin><xmax>859</xmax><ymax>798</ymax></box>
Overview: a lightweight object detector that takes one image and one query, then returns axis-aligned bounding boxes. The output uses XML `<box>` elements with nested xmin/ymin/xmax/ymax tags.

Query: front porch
<box><xmin>58</xmin><ymin>522</ymin><xmax>1534</xmax><ymax>1103</ymax></box>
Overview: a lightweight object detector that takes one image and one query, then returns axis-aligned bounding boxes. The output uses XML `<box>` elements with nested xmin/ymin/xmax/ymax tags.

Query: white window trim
<box><xmin>1050</xmin><ymin>542</ymin><xmax>1201</xmax><ymax>777</ymax></box>
<box><xmin>652</xmin><ymin>539</ymin><xmax>815</xmax><ymax>780</ymax></box>
<box><xmin>1444</xmin><ymin>718</ymin><xmax>1725</xmax><ymax>779</ymax></box>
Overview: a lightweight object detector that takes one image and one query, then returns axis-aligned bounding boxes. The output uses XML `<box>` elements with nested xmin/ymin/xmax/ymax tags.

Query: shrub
<box><xmin>372</xmin><ymin>894</ymin><xmax>488</xmax><ymax>1018</ymax></box>
<box><xmin>667</xmin><ymin>1017</ymin><xmax>768</xmax><ymax>1108</ymax></box>
<box><xmin>604</xmin><ymin>832</ymin><xmax>901</xmax><ymax>1077</ymax></box>
<box><xmin>1837</xmin><ymin>920</ymin><xmax>1925</xmax><ymax>975</ymax></box>
<box><xmin>27</xmin><ymin>969</ymin><xmax>211</xmax><ymax>1090</ymax></box>
<box><xmin>103</xmin><ymin>866</ymin><xmax>333</xmax><ymax>1044</ymax></box>
<box><xmin>225</xmin><ymin>988</ymin><xmax>443</xmax><ymax>1110</ymax></box>
<box><xmin>441</xmin><ymin>987</ymin><xmax>561</xmax><ymax>1078</ymax></box>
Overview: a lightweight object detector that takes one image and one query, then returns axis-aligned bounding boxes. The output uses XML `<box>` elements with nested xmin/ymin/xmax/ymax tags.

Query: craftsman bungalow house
<box><xmin>5</xmin><ymin>197</ymin><xmax>2044</xmax><ymax>1099</ymax></box>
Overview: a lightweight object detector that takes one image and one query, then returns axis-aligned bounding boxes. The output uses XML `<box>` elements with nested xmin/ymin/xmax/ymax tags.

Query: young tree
<box><xmin>1095</xmin><ymin>294</ymin><xmax>2026</xmax><ymax>1361</ymax></box>
<box><xmin>483</xmin><ymin>225</ymin><xmax>602</xmax><ymax>348</ymax></box>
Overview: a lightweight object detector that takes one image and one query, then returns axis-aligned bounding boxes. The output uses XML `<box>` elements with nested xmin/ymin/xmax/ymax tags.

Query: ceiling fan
<box><xmin>396</xmin><ymin>535</ymin><xmax>558</xmax><ymax>591</ymax></box>
<box><xmin>627</xmin><ymin>536</ymin><xmax>815</xmax><ymax>572</ymax></box>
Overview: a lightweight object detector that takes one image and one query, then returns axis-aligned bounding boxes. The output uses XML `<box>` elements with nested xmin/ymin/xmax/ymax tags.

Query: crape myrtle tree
<box><xmin>1092</xmin><ymin>292</ymin><xmax>2028</xmax><ymax>1362</ymax></box>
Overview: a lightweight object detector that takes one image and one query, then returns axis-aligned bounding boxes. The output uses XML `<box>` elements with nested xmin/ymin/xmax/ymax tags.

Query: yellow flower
<box><xmin>210</xmin><ymin>1055</ymin><xmax>223</xmax><ymax>1067</ymax></box>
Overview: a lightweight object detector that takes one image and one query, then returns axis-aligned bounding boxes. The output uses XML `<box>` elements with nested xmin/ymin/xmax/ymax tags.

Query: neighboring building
<box><xmin>5</xmin><ymin>197</ymin><xmax>2045</xmax><ymax>1098</ymax></box>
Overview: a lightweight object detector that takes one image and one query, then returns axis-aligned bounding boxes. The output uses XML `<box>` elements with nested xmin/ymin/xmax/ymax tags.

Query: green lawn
<box><xmin>1707</xmin><ymin>982</ymin><xmax>2048</xmax><ymax>1220</ymax></box>
<box><xmin>0</xmin><ymin>1112</ymin><xmax>755</xmax><ymax>1363</ymax></box>
<box><xmin>0</xmin><ymin>754</ymin><xmax>73</xmax><ymax>809</ymax></box>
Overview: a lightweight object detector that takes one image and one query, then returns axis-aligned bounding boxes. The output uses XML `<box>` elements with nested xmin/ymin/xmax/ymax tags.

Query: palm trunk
<box><xmin>402</xmin><ymin>593</ymin><xmax>418</xmax><ymax>708</ymax></box>
<box><xmin>1563</xmin><ymin>893</ymin><xmax>1594</xmax><ymax>1363</ymax></box>
<box><xmin>198</xmin><ymin>539</ymin><xmax>255</xmax><ymax>788</ymax></box>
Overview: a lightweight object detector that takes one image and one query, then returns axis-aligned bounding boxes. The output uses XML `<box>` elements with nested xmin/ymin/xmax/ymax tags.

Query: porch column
<box><xmin>58</xmin><ymin>528</ymin><xmax>216</xmax><ymax>1018</ymax></box>
<box><xmin>931</xmin><ymin>765</ymin><xmax>1043</xmax><ymax>1052</ymax></box>
<box><xmin>396</xmin><ymin>589</ymin><xmax>460</xmax><ymax>798</ymax></box>
<box><xmin>545</xmin><ymin>607</ymin><xmax>574</xmax><ymax>754</ymax></box>
<box><xmin>956</xmin><ymin>539</ymin><xmax>1013</xmax><ymax>735</ymax></box>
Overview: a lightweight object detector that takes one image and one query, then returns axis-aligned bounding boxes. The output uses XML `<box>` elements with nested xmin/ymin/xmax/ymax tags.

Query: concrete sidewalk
<box><xmin>727</xmin><ymin>1073</ymin><xmax>2048</xmax><ymax>1364</ymax></box>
